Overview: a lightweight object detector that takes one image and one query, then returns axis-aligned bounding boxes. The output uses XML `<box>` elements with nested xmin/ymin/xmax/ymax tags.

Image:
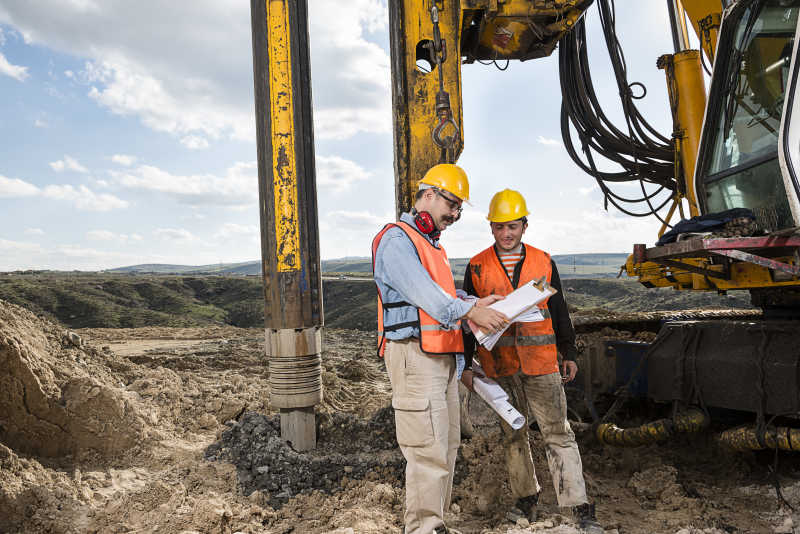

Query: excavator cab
<box><xmin>696</xmin><ymin>0</ymin><xmax>800</xmax><ymax>232</ymax></box>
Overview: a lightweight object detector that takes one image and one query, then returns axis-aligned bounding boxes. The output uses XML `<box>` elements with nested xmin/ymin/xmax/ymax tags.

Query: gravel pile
<box><xmin>206</xmin><ymin>408</ymin><xmax>402</xmax><ymax>508</ymax></box>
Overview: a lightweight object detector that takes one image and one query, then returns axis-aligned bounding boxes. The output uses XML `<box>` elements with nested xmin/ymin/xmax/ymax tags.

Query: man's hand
<box><xmin>476</xmin><ymin>294</ymin><xmax>504</xmax><ymax>307</ymax></box>
<box><xmin>460</xmin><ymin>367</ymin><xmax>485</xmax><ymax>392</ymax></box>
<box><xmin>466</xmin><ymin>305</ymin><xmax>509</xmax><ymax>333</ymax></box>
<box><xmin>561</xmin><ymin>360</ymin><xmax>578</xmax><ymax>383</ymax></box>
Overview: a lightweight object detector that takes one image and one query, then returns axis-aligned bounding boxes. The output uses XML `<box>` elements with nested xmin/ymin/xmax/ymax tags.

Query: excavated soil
<box><xmin>0</xmin><ymin>297</ymin><xmax>798</xmax><ymax>533</ymax></box>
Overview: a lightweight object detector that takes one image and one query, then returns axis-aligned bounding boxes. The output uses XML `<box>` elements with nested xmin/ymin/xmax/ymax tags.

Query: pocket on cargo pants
<box><xmin>392</xmin><ymin>397</ymin><xmax>434</xmax><ymax>447</ymax></box>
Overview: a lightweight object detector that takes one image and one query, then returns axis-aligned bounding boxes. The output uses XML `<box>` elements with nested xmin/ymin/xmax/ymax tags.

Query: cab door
<box><xmin>778</xmin><ymin>3</ymin><xmax>800</xmax><ymax>226</ymax></box>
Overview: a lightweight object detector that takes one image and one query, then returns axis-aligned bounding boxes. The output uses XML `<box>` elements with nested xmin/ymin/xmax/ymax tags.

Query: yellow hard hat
<box><xmin>487</xmin><ymin>189</ymin><xmax>530</xmax><ymax>223</ymax></box>
<box><xmin>419</xmin><ymin>164</ymin><xmax>470</xmax><ymax>203</ymax></box>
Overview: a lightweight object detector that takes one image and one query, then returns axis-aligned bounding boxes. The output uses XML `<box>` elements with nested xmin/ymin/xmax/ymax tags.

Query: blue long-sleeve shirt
<box><xmin>373</xmin><ymin>212</ymin><xmax>474</xmax><ymax>341</ymax></box>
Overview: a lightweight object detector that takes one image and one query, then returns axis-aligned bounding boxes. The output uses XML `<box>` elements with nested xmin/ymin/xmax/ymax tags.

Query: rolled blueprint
<box><xmin>471</xmin><ymin>366</ymin><xmax>525</xmax><ymax>430</ymax></box>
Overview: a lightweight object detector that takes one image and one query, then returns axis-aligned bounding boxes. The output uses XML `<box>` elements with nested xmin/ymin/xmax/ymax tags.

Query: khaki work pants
<box><xmin>496</xmin><ymin>371</ymin><xmax>588</xmax><ymax>508</ymax></box>
<box><xmin>385</xmin><ymin>340</ymin><xmax>460</xmax><ymax>534</ymax></box>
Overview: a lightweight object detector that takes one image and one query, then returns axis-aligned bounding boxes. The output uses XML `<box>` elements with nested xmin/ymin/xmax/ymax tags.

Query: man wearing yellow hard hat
<box><xmin>461</xmin><ymin>189</ymin><xmax>602</xmax><ymax>533</ymax></box>
<box><xmin>372</xmin><ymin>164</ymin><xmax>508</xmax><ymax>534</ymax></box>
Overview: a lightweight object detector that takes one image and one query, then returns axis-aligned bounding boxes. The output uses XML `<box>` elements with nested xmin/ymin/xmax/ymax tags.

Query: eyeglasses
<box><xmin>435</xmin><ymin>189</ymin><xmax>463</xmax><ymax>216</ymax></box>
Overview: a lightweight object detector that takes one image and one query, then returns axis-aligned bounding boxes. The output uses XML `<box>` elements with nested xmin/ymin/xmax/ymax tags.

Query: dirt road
<box><xmin>0</xmin><ymin>299</ymin><xmax>796</xmax><ymax>533</ymax></box>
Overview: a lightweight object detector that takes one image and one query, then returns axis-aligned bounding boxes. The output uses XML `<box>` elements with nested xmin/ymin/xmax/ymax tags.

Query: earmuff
<box><xmin>412</xmin><ymin>209</ymin><xmax>440</xmax><ymax>240</ymax></box>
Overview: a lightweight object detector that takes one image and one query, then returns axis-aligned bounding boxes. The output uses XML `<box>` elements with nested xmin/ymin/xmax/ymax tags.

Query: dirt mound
<box><xmin>0</xmin><ymin>299</ymin><xmax>149</xmax><ymax>459</ymax></box>
<box><xmin>0</xmin><ymin>307</ymin><xmax>791</xmax><ymax>534</ymax></box>
<box><xmin>206</xmin><ymin>410</ymin><xmax>403</xmax><ymax>508</ymax></box>
<box><xmin>627</xmin><ymin>465</ymin><xmax>690</xmax><ymax>511</ymax></box>
<box><xmin>0</xmin><ymin>442</ymin><xmax>90</xmax><ymax>533</ymax></box>
<box><xmin>319</xmin><ymin>329</ymin><xmax>393</xmax><ymax>417</ymax></box>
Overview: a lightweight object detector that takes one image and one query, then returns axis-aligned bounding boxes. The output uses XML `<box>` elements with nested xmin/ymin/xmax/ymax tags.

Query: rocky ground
<box><xmin>1</xmin><ymin>297</ymin><xmax>798</xmax><ymax>533</ymax></box>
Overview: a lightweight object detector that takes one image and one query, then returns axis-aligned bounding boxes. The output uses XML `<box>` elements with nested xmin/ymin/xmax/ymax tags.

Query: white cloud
<box><xmin>154</xmin><ymin>228</ymin><xmax>196</xmax><ymax>243</ymax></box>
<box><xmin>111</xmin><ymin>154</ymin><xmax>136</xmax><ymax>166</ymax></box>
<box><xmin>0</xmin><ymin>238</ymin><xmax>43</xmax><ymax>253</ymax></box>
<box><xmin>0</xmin><ymin>50</ymin><xmax>29</xmax><ymax>81</ymax></box>
<box><xmin>213</xmin><ymin>222</ymin><xmax>258</xmax><ymax>240</ymax></box>
<box><xmin>34</xmin><ymin>118</ymin><xmax>47</xmax><ymax>128</ymax></box>
<box><xmin>87</xmin><ymin>229</ymin><xmax>141</xmax><ymax>242</ymax></box>
<box><xmin>44</xmin><ymin>84</ymin><xmax>64</xmax><ymax>99</ymax></box>
<box><xmin>49</xmin><ymin>155</ymin><xmax>88</xmax><ymax>173</ymax></box>
<box><xmin>314</xmin><ymin>108</ymin><xmax>389</xmax><ymax>140</ymax></box>
<box><xmin>113</xmin><ymin>161</ymin><xmax>257</xmax><ymax>207</ymax></box>
<box><xmin>0</xmin><ymin>0</ymin><xmax>390</xmax><ymax>143</ymax></box>
<box><xmin>316</xmin><ymin>155</ymin><xmax>371</xmax><ymax>191</ymax></box>
<box><xmin>42</xmin><ymin>184</ymin><xmax>128</xmax><ymax>211</ymax></box>
<box><xmin>180</xmin><ymin>135</ymin><xmax>209</xmax><ymax>150</ymax></box>
<box><xmin>537</xmin><ymin>135</ymin><xmax>561</xmax><ymax>146</ymax></box>
<box><xmin>86</xmin><ymin>229</ymin><xmax>115</xmax><ymax>240</ymax></box>
<box><xmin>326</xmin><ymin>210</ymin><xmax>387</xmax><ymax>229</ymax></box>
<box><xmin>0</xmin><ymin>174</ymin><xmax>127</xmax><ymax>211</ymax></box>
<box><xmin>0</xmin><ymin>175</ymin><xmax>39</xmax><ymax>197</ymax></box>
<box><xmin>318</xmin><ymin>209</ymin><xmax>392</xmax><ymax>259</ymax></box>
<box><xmin>0</xmin><ymin>238</ymin><xmax>146</xmax><ymax>271</ymax></box>
<box><xmin>24</xmin><ymin>228</ymin><xmax>44</xmax><ymax>236</ymax></box>
<box><xmin>0</xmin><ymin>28</ymin><xmax>5</xmax><ymax>46</ymax></box>
<box><xmin>64</xmin><ymin>0</ymin><xmax>100</xmax><ymax>13</ymax></box>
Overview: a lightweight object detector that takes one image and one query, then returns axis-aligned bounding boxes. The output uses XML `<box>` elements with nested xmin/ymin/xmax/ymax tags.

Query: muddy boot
<box><xmin>573</xmin><ymin>502</ymin><xmax>603</xmax><ymax>533</ymax></box>
<box><xmin>506</xmin><ymin>493</ymin><xmax>538</xmax><ymax>523</ymax></box>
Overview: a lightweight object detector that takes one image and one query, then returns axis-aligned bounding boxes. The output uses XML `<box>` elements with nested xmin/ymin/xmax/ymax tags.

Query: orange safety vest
<box><xmin>372</xmin><ymin>221</ymin><xmax>464</xmax><ymax>357</ymax></box>
<box><xmin>469</xmin><ymin>244</ymin><xmax>558</xmax><ymax>378</ymax></box>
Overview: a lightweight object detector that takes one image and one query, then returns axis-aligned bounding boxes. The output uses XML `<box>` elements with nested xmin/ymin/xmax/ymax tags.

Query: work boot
<box><xmin>506</xmin><ymin>493</ymin><xmax>538</xmax><ymax>522</ymax></box>
<box><xmin>573</xmin><ymin>502</ymin><xmax>604</xmax><ymax>533</ymax></box>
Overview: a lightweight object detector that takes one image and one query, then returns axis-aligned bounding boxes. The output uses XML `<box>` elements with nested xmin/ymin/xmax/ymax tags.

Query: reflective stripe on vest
<box><xmin>371</xmin><ymin>221</ymin><xmax>464</xmax><ymax>357</ymax></box>
<box><xmin>493</xmin><ymin>334</ymin><xmax>557</xmax><ymax>348</ymax></box>
<box><xmin>469</xmin><ymin>243</ymin><xmax>558</xmax><ymax>378</ymax></box>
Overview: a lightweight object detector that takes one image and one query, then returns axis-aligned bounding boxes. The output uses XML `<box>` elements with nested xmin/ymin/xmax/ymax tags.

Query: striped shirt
<box><xmin>497</xmin><ymin>247</ymin><xmax>523</xmax><ymax>279</ymax></box>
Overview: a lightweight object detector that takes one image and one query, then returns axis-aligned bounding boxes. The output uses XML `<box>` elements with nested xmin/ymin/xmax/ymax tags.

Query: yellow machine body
<box><xmin>627</xmin><ymin>254</ymin><xmax>800</xmax><ymax>291</ymax></box>
<box><xmin>389</xmin><ymin>0</ymin><xmax>800</xmax><ymax>295</ymax></box>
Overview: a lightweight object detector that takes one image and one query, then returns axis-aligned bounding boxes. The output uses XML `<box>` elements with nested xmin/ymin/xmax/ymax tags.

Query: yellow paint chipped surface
<box><xmin>267</xmin><ymin>0</ymin><xmax>300</xmax><ymax>272</ymax></box>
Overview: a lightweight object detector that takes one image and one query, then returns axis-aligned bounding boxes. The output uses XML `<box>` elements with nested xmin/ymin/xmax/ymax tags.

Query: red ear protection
<box><xmin>414</xmin><ymin>210</ymin><xmax>435</xmax><ymax>234</ymax></box>
<box><xmin>413</xmin><ymin>209</ymin><xmax>441</xmax><ymax>240</ymax></box>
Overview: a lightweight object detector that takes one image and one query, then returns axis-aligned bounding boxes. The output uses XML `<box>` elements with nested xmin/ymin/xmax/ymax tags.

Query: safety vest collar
<box><xmin>492</xmin><ymin>243</ymin><xmax>527</xmax><ymax>289</ymax></box>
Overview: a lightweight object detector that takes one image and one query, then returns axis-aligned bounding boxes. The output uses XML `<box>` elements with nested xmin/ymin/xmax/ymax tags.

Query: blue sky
<box><xmin>0</xmin><ymin>1</ymin><xmax>679</xmax><ymax>270</ymax></box>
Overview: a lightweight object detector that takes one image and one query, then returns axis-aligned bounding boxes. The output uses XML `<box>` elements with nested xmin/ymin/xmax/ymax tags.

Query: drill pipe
<box><xmin>719</xmin><ymin>425</ymin><xmax>800</xmax><ymax>452</ymax></box>
<box><xmin>595</xmin><ymin>408</ymin><xmax>708</xmax><ymax>447</ymax></box>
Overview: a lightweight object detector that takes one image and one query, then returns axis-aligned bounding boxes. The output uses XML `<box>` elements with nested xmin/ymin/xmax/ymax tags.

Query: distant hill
<box><xmin>0</xmin><ymin>272</ymin><xmax>753</xmax><ymax>332</ymax></box>
<box><xmin>108</xmin><ymin>261</ymin><xmax>259</xmax><ymax>275</ymax></box>
<box><xmin>109</xmin><ymin>253</ymin><xmax>629</xmax><ymax>279</ymax></box>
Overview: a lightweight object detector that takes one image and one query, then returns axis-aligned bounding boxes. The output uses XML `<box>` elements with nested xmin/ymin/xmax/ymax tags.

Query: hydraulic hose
<box><xmin>719</xmin><ymin>425</ymin><xmax>800</xmax><ymax>452</ymax></box>
<box><xmin>558</xmin><ymin>0</ymin><xmax>678</xmax><ymax>221</ymax></box>
<box><xmin>595</xmin><ymin>408</ymin><xmax>709</xmax><ymax>447</ymax></box>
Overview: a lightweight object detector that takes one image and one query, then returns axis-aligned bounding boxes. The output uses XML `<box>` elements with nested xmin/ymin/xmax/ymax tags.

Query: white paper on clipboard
<box><xmin>469</xmin><ymin>276</ymin><xmax>556</xmax><ymax>350</ymax></box>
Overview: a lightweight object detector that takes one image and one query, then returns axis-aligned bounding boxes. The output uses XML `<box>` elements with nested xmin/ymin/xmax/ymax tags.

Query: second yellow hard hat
<box><xmin>487</xmin><ymin>189</ymin><xmax>530</xmax><ymax>223</ymax></box>
<box><xmin>419</xmin><ymin>163</ymin><xmax>470</xmax><ymax>202</ymax></box>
